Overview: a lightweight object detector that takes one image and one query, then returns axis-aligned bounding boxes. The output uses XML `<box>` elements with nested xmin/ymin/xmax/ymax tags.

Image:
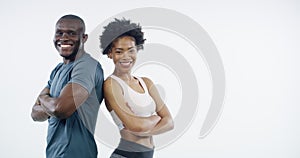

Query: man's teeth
<box><xmin>60</xmin><ymin>44</ymin><xmax>72</xmax><ymax>48</ymax></box>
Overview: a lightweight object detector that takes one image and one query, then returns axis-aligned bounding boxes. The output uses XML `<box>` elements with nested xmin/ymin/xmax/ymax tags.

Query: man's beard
<box><xmin>61</xmin><ymin>48</ymin><xmax>78</xmax><ymax>60</ymax></box>
<box><xmin>58</xmin><ymin>40</ymin><xmax>81</xmax><ymax>60</ymax></box>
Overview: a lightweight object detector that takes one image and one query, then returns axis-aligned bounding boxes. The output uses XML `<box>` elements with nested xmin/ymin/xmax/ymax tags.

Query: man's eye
<box><xmin>56</xmin><ymin>32</ymin><xmax>63</xmax><ymax>36</ymax></box>
<box><xmin>69</xmin><ymin>32</ymin><xmax>77</xmax><ymax>36</ymax></box>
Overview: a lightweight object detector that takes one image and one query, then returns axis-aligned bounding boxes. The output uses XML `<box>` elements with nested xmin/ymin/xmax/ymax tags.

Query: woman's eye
<box><xmin>128</xmin><ymin>48</ymin><xmax>137</xmax><ymax>54</ymax></box>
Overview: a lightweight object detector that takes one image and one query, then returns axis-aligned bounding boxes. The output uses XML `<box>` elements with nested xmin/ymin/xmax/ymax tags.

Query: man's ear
<box><xmin>82</xmin><ymin>34</ymin><xmax>88</xmax><ymax>42</ymax></box>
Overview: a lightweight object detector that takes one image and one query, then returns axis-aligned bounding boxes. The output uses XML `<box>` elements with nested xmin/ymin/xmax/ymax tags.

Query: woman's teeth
<box><xmin>120</xmin><ymin>61</ymin><xmax>132</xmax><ymax>66</ymax></box>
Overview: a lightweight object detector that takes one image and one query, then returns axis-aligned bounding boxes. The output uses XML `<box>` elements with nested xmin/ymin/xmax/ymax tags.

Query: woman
<box><xmin>100</xmin><ymin>18</ymin><xmax>174</xmax><ymax>158</ymax></box>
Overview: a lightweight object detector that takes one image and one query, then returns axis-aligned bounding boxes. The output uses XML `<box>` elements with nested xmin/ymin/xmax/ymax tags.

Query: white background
<box><xmin>1</xmin><ymin>0</ymin><xmax>299</xmax><ymax>157</ymax></box>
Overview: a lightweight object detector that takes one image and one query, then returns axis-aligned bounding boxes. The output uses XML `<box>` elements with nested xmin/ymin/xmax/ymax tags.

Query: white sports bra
<box><xmin>109</xmin><ymin>75</ymin><xmax>156</xmax><ymax>130</ymax></box>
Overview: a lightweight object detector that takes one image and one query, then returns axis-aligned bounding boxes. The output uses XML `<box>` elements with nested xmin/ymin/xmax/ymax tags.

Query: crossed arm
<box><xmin>131</xmin><ymin>77</ymin><xmax>174</xmax><ymax>136</ymax></box>
<box><xmin>31</xmin><ymin>87</ymin><xmax>51</xmax><ymax>121</ymax></box>
<box><xmin>31</xmin><ymin>83</ymin><xmax>89</xmax><ymax>121</ymax></box>
<box><xmin>103</xmin><ymin>77</ymin><xmax>174</xmax><ymax>135</ymax></box>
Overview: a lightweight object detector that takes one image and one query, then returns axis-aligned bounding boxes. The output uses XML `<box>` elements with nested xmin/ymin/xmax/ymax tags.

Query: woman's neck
<box><xmin>113</xmin><ymin>70</ymin><xmax>133</xmax><ymax>82</ymax></box>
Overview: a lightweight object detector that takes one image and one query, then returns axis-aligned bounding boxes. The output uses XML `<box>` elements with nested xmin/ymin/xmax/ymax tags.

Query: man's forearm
<box><xmin>31</xmin><ymin>88</ymin><xmax>51</xmax><ymax>122</ymax></box>
<box><xmin>39</xmin><ymin>94</ymin><xmax>58</xmax><ymax>117</ymax></box>
<box><xmin>31</xmin><ymin>104</ymin><xmax>50</xmax><ymax>122</ymax></box>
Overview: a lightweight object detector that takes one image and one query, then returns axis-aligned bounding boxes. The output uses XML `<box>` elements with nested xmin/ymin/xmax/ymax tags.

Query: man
<box><xmin>31</xmin><ymin>14</ymin><xmax>103</xmax><ymax>158</ymax></box>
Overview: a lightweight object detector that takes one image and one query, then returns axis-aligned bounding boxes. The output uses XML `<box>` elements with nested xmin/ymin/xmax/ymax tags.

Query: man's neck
<box><xmin>63</xmin><ymin>50</ymin><xmax>85</xmax><ymax>64</ymax></box>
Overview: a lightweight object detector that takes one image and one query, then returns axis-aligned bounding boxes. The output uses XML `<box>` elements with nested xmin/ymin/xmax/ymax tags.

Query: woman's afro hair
<box><xmin>100</xmin><ymin>18</ymin><xmax>146</xmax><ymax>55</ymax></box>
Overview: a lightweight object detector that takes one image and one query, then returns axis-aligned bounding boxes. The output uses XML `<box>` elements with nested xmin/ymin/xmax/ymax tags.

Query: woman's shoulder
<box><xmin>103</xmin><ymin>76</ymin><xmax>122</xmax><ymax>90</ymax></box>
<box><xmin>103</xmin><ymin>76</ymin><xmax>114</xmax><ymax>88</ymax></box>
<box><xmin>140</xmin><ymin>76</ymin><xmax>154</xmax><ymax>87</ymax></box>
<box><xmin>104</xmin><ymin>76</ymin><xmax>113</xmax><ymax>82</ymax></box>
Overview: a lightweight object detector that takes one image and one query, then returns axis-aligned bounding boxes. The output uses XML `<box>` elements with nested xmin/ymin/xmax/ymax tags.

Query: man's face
<box><xmin>53</xmin><ymin>19</ymin><xmax>84</xmax><ymax>60</ymax></box>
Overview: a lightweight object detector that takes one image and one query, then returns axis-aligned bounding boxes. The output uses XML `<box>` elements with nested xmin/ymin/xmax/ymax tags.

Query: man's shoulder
<box><xmin>49</xmin><ymin>63</ymin><xmax>64</xmax><ymax>75</ymax></box>
<box><xmin>75</xmin><ymin>53</ymin><xmax>101</xmax><ymax>67</ymax></box>
<box><xmin>72</xmin><ymin>53</ymin><xmax>103</xmax><ymax>78</ymax></box>
<box><xmin>54</xmin><ymin>62</ymin><xmax>64</xmax><ymax>69</ymax></box>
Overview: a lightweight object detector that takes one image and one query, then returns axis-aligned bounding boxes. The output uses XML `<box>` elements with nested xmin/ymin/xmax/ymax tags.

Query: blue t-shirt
<box><xmin>46</xmin><ymin>53</ymin><xmax>103</xmax><ymax>158</ymax></box>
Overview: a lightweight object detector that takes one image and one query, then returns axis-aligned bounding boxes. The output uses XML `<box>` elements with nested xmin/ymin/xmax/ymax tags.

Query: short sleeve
<box><xmin>46</xmin><ymin>63</ymin><xmax>63</xmax><ymax>89</ymax></box>
<box><xmin>69</xmin><ymin>57</ymin><xmax>99</xmax><ymax>94</ymax></box>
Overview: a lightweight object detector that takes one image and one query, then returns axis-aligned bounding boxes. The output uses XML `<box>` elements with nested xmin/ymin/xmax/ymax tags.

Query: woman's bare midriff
<box><xmin>120</xmin><ymin>129</ymin><xmax>154</xmax><ymax>148</ymax></box>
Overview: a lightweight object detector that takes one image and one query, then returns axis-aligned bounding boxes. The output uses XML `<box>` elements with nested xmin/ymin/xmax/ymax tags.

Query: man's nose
<box><xmin>61</xmin><ymin>32</ymin><xmax>71</xmax><ymax>39</ymax></box>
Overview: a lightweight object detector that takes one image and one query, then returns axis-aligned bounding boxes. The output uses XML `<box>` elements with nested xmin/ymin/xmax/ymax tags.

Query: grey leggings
<box><xmin>110</xmin><ymin>138</ymin><xmax>154</xmax><ymax>158</ymax></box>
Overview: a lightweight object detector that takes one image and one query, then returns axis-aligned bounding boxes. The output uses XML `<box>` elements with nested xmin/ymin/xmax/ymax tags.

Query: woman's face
<box><xmin>109</xmin><ymin>36</ymin><xmax>138</xmax><ymax>73</ymax></box>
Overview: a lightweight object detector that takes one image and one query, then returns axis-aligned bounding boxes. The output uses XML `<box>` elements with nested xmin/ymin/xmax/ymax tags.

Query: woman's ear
<box><xmin>107</xmin><ymin>52</ymin><xmax>112</xmax><ymax>59</ymax></box>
